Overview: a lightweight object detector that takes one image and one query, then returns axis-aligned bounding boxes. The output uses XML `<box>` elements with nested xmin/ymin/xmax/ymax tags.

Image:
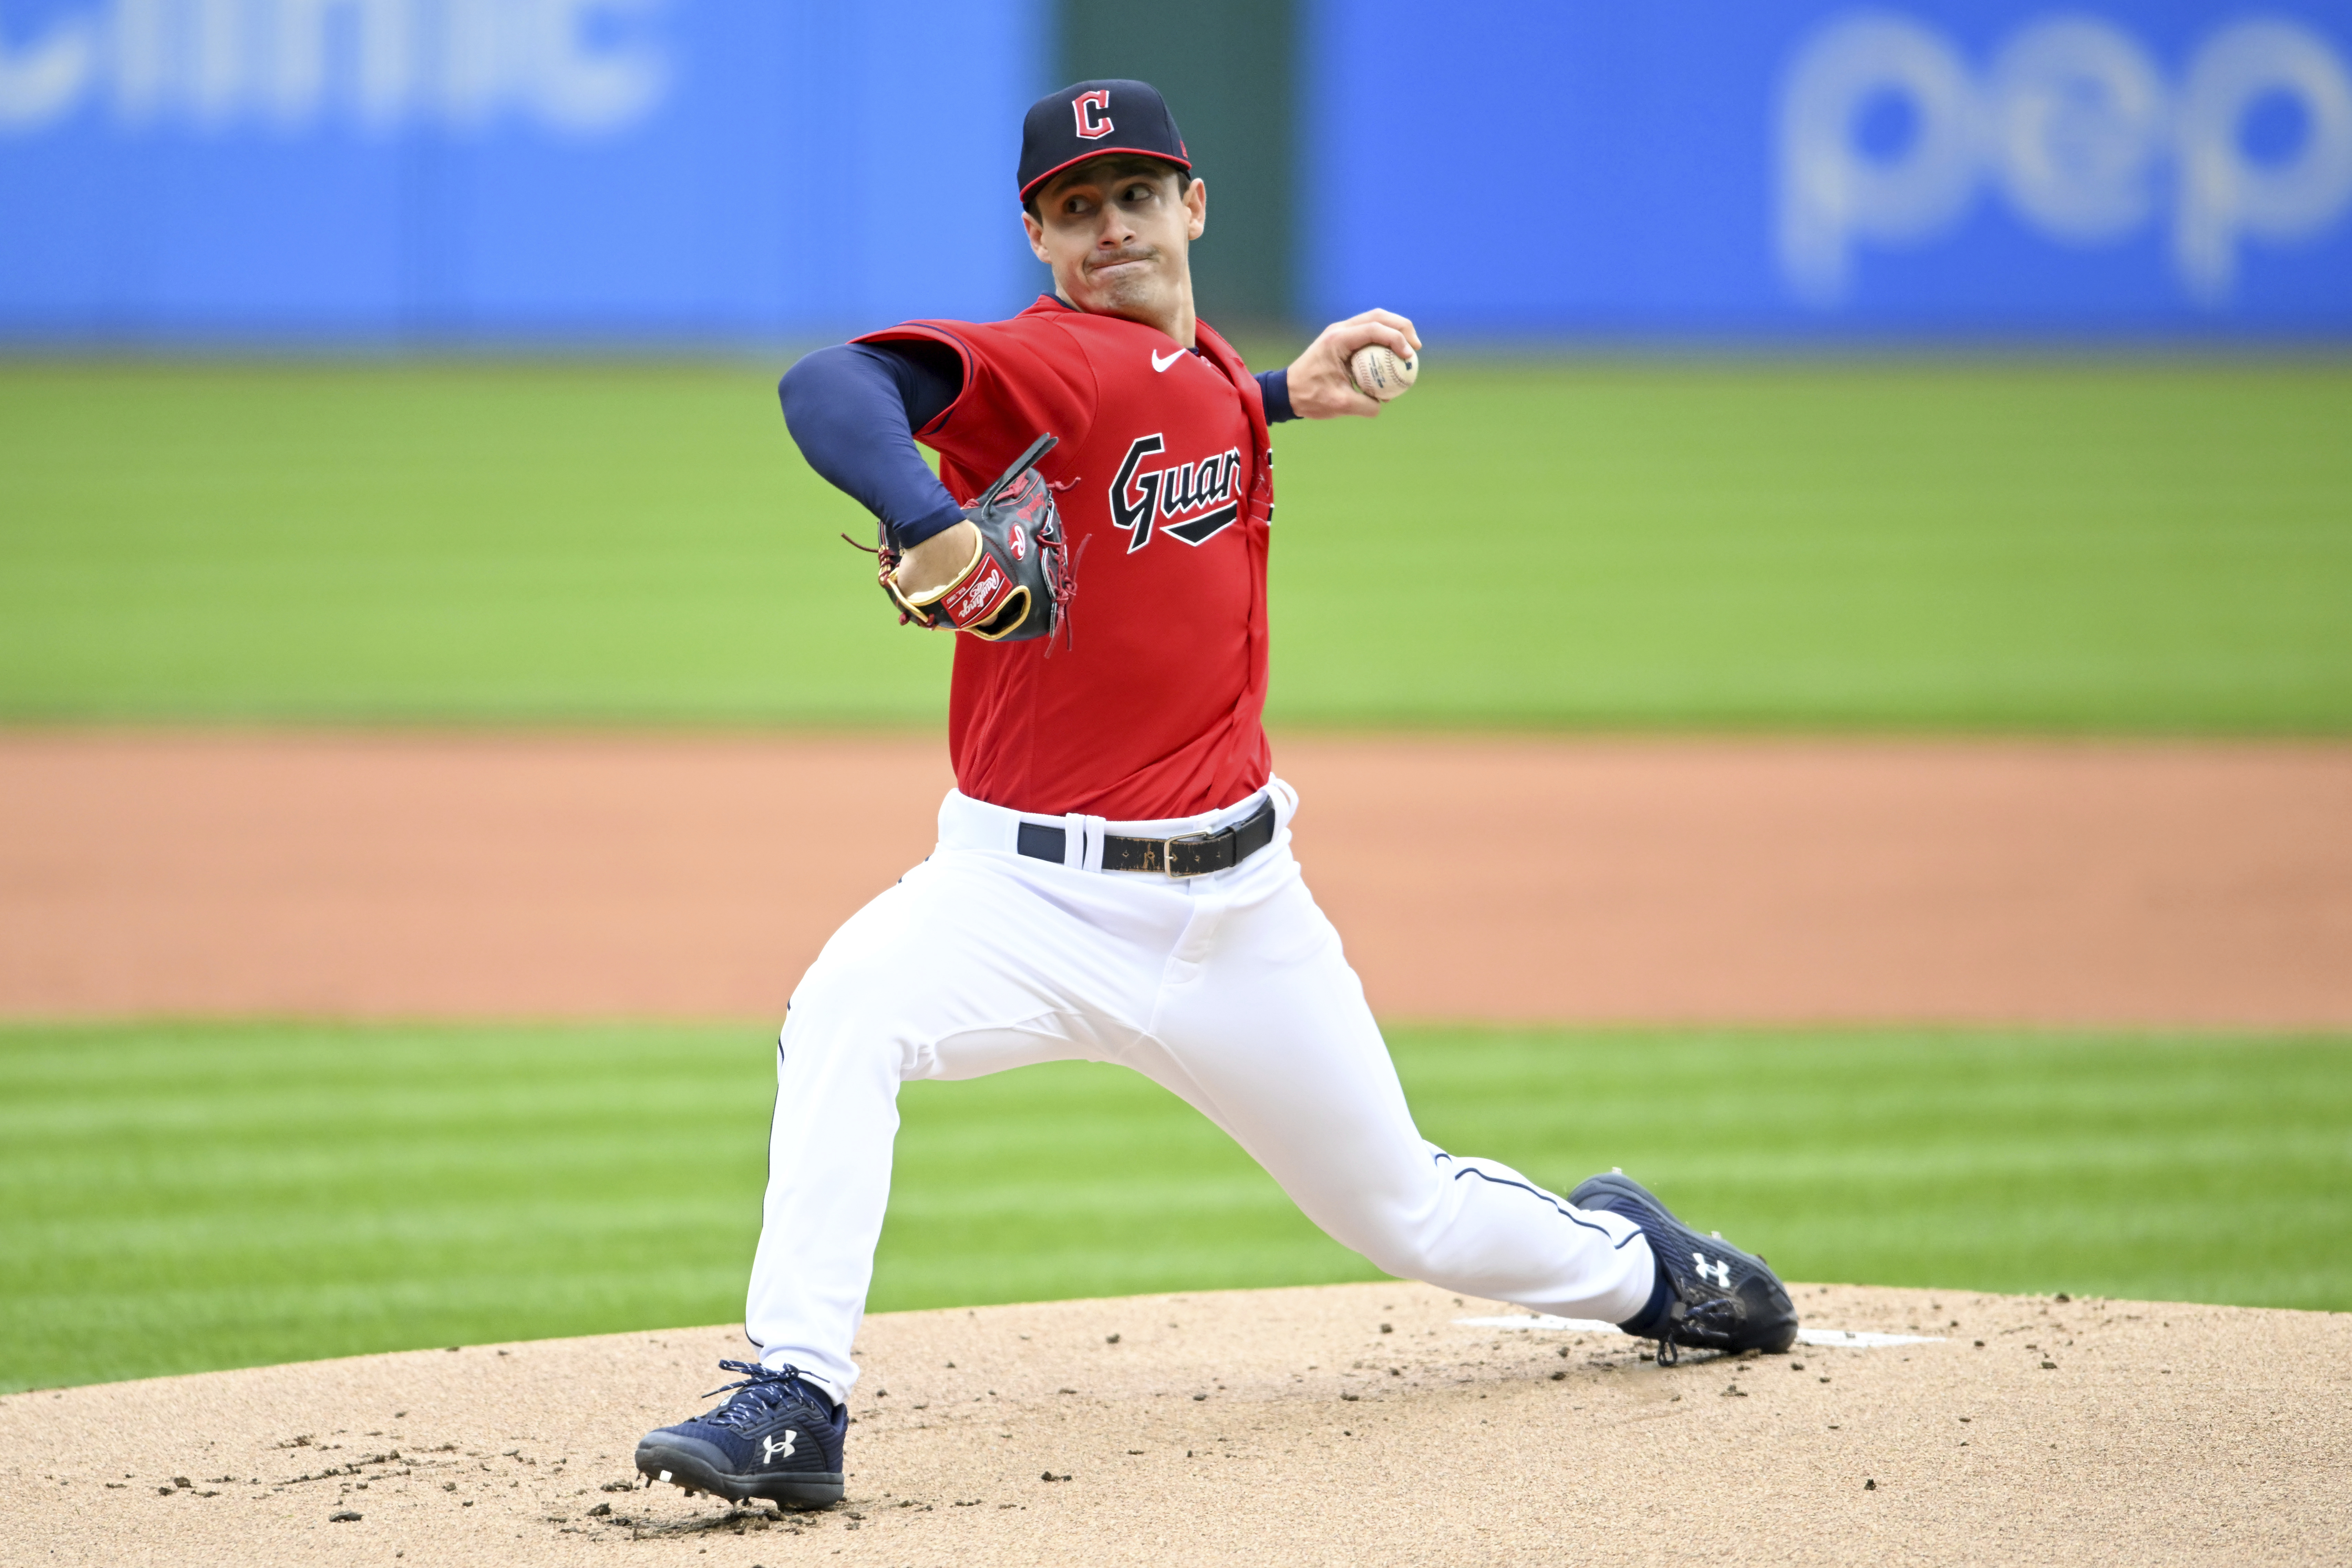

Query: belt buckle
<box><xmin>1160</xmin><ymin>828</ymin><xmax>1222</xmax><ymax>878</ymax></box>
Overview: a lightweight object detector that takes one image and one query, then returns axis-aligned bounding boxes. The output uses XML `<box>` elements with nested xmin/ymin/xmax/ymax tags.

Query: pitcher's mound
<box><xmin>4</xmin><ymin>1281</ymin><xmax>2344</xmax><ymax>1565</ymax></box>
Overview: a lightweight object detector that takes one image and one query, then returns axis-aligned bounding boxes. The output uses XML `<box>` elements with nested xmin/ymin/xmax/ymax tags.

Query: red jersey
<box><xmin>856</xmin><ymin>296</ymin><xmax>1275</xmax><ymax>821</ymax></box>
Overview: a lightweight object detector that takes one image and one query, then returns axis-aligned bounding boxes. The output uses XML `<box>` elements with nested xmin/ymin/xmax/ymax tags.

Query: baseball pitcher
<box><xmin>634</xmin><ymin>79</ymin><xmax>1797</xmax><ymax>1508</ymax></box>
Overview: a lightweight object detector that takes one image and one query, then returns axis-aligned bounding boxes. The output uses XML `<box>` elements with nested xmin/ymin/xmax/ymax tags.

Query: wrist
<box><xmin>889</xmin><ymin>496</ymin><xmax>970</xmax><ymax>551</ymax></box>
<box><xmin>891</xmin><ymin>519</ymin><xmax>983</xmax><ymax>600</ymax></box>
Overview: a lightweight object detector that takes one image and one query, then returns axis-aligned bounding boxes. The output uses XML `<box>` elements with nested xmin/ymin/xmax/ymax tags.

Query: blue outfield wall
<box><xmin>0</xmin><ymin>0</ymin><xmax>1046</xmax><ymax>340</ymax></box>
<box><xmin>1301</xmin><ymin>1</ymin><xmax>2352</xmax><ymax>338</ymax></box>
<box><xmin>4</xmin><ymin>0</ymin><xmax>2350</xmax><ymax>341</ymax></box>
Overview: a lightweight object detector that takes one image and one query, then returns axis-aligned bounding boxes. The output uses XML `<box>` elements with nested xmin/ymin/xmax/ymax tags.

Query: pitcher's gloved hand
<box><xmin>875</xmin><ymin>434</ymin><xmax>1074</xmax><ymax>644</ymax></box>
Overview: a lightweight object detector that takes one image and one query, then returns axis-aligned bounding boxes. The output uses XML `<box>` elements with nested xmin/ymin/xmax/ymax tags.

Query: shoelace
<box><xmin>697</xmin><ymin>1359</ymin><xmax>812</xmax><ymax>1431</ymax></box>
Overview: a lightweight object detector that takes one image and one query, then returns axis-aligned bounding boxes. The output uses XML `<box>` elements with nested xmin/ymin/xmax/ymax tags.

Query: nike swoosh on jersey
<box><xmin>1150</xmin><ymin>348</ymin><xmax>1185</xmax><ymax>371</ymax></box>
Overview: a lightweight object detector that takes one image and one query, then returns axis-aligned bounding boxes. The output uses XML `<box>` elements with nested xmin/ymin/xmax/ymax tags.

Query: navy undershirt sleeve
<box><xmin>778</xmin><ymin>342</ymin><xmax>968</xmax><ymax>549</ymax></box>
<box><xmin>782</xmin><ymin>346</ymin><xmax>1297</xmax><ymax>550</ymax></box>
<box><xmin>1257</xmin><ymin>368</ymin><xmax>1295</xmax><ymax>423</ymax></box>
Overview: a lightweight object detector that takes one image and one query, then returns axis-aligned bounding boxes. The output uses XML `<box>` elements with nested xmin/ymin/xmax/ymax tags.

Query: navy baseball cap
<box><xmin>1018</xmin><ymin>79</ymin><xmax>1190</xmax><ymax>204</ymax></box>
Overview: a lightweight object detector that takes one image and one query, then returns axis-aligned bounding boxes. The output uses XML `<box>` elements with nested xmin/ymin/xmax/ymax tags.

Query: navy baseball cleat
<box><xmin>635</xmin><ymin>1360</ymin><xmax>847</xmax><ymax>1508</ymax></box>
<box><xmin>1570</xmin><ymin>1170</ymin><xmax>1799</xmax><ymax>1364</ymax></box>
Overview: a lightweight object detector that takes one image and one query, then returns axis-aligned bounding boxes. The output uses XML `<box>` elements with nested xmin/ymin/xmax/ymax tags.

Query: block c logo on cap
<box><xmin>1072</xmin><ymin>90</ymin><xmax>1113</xmax><ymax>140</ymax></box>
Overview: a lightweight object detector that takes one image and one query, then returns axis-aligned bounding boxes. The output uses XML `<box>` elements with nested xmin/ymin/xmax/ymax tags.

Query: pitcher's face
<box><xmin>1024</xmin><ymin>158</ymin><xmax>1207</xmax><ymax>330</ymax></box>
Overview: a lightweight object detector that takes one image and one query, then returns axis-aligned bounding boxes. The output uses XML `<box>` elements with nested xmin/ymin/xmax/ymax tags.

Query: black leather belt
<box><xmin>1016</xmin><ymin>796</ymin><xmax>1277</xmax><ymax>878</ymax></box>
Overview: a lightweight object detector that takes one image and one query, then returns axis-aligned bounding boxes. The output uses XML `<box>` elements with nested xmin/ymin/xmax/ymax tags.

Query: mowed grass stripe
<box><xmin>2</xmin><ymin>1023</ymin><xmax>2345</xmax><ymax>1392</ymax></box>
<box><xmin>2</xmin><ymin>360</ymin><xmax>2347</xmax><ymax>729</ymax></box>
<box><xmin>1272</xmin><ymin>362</ymin><xmax>2352</xmax><ymax>730</ymax></box>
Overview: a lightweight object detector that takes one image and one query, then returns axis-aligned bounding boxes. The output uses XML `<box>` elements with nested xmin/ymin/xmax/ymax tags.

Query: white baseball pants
<box><xmin>744</xmin><ymin>778</ymin><xmax>1657</xmax><ymax>1396</ymax></box>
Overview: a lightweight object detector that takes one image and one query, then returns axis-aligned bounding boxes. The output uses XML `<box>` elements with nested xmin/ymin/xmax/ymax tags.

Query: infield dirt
<box><xmin>4</xmin><ymin>732</ymin><xmax>2349</xmax><ymax>1025</ymax></box>
<box><xmin>4</xmin><ymin>1280</ymin><xmax>2344</xmax><ymax>1566</ymax></box>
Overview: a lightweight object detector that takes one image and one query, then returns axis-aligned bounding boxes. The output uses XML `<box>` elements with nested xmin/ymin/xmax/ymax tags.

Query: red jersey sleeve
<box><xmin>853</xmin><ymin>311</ymin><xmax>1097</xmax><ymax>499</ymax></box>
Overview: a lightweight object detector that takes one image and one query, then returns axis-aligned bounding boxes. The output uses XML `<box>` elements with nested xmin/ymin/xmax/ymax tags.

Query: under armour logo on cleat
<box><xmin>761</xmin><ymin>1432</ymin><xmax>797</xmax><ymax>1463</ymax></box>
<box><xmin>1693</xmin><ymin>1251</ymin><xmax>1732</xmax><ymax>1289</ymax></box>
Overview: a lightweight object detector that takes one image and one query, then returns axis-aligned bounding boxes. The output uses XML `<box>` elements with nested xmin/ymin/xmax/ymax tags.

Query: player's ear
<box><xmin>1021</xmin><ymin>209</ymin><xmax>1051</xmax><ymax>262</ymax></box>
<box><xmin>1184</xmin><ymin>177</ymin><xmax>1206</xmax><ymax>242</ymax></box>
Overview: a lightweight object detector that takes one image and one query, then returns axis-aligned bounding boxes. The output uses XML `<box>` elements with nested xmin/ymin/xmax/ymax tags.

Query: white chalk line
<box><xmin>1454</xmin><ymin>1314</ymin><xmax>1944</xmax><ymax>1349</ymax></box>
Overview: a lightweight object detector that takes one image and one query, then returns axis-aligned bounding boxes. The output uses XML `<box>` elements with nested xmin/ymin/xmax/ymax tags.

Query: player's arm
<box><xmin>778</xmin><ymin>344</ymin><xmax>981</xmax><ymax>594</ymax></box>
<box><xmin>1282</xmin><ymin>308</ymin><xmax>1422</xmax><ymax>419</ymax></box>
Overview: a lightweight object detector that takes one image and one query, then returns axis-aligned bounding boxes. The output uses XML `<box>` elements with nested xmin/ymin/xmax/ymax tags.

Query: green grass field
<box><xmin>5</xmin><ymin>1022</ymin><xmax>2345</xmax><ymax>1393</ymax></box>
<box><xmin>5</xmin><ymin>360</ymin><xmax>2344</xmax><ymax>1394</ymax></box>
<box><xmin>2</xmin><ymin>359</ymin><xmax>2346</xmax><ymax>730</ymax></box>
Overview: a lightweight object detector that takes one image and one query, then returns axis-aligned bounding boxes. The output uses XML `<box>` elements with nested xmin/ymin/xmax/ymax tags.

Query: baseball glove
<box><xmin>870</xmin><ymin>434</ymin><xmax>1074</xmax><ymax>644</ymax></box>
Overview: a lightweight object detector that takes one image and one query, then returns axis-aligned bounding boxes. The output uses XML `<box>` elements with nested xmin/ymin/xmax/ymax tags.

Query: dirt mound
<box><xmin>3</xmin><ymin>1281</ymin><xmax>2343</xmax><ymax>1565</ymax></box>
<box><xmin>5</xmin><ymin>732</ymin><xmax>2349</xmax><ymax>1026</ymax></box>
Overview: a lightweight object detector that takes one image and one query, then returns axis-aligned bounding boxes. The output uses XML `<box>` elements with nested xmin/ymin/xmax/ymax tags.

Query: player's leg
<box><xmin>1140</xmin><ymin>830</ymin><xmax>1795</xmax><ymax>1355</ymax></box>
<box><xmin>636</xmin><ymin>871</ymin><xmax>938</xmax><ymax>1506</ymax></box>
<box><xmin>1135</xmin><ymin>846</ymin><xmax>1662</xmax><ymax>1322</ymax></box>
<box><xmin>740</xmin><ymin>850</ymin><xmax>1149</xmax><ymax>1392</ymax></box>
<box><xmin>638</xmin><ymin>846</ymin><xmax>1141</xmax><ymax>1505</ymax></box>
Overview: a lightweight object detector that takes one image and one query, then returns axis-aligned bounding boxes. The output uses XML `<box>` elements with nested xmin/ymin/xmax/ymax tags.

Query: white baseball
<box><xmin>1347</xmin><ymin>343</ymin><xmax>1419</xmax><ymax>402</ymax></box>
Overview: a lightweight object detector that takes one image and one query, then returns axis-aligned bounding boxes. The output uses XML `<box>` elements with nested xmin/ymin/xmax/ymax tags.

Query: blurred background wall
<box><xmin>1060</xmin><ymin>0</ymin><xmax>1292</xmax><ymax>332</ymax></box>
<box><xmin>0</xmin><ymin>0</ymin><xmax>1048</xmax><ymax>338</ymax></box>
<box><xmin>1304</xmin><ymin>1</ymin><xmax>2352</xmax><ymax>337</ymax></box>
<box><xmin>4</xmin><ymin>0</ymin><xmax>2348</xmax><ymax>342</ymax></box>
